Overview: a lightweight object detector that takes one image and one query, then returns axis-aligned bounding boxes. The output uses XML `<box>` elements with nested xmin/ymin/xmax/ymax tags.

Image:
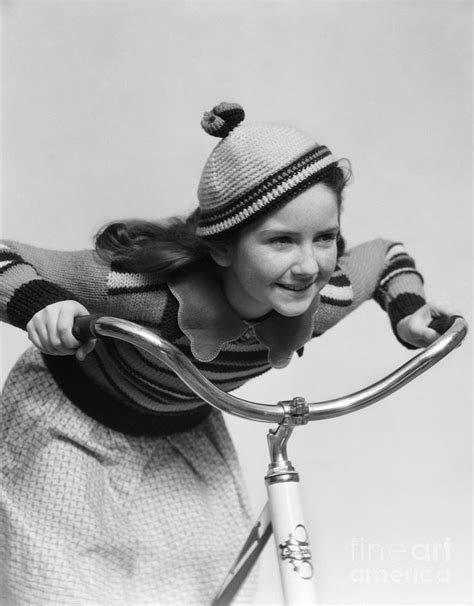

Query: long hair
<box><xmin>95</xmin><ymin>161</ymin><xmax>352</xmax><ymax>280</ymax></box>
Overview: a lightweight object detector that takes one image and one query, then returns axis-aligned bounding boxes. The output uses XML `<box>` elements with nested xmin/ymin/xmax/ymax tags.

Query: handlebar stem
<box><xmin>265</xmin><ymin>397</ymin><xmax>310</xmax><ymax>483</ymax></box>
<box><xmin>266</xmin><ymin>423</ymin><xmax>299</xmax><ymax>484</ymax></box>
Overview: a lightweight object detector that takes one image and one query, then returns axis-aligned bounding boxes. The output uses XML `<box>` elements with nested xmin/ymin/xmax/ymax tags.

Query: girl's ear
<box><xmin>209</xmin><ymin>244</ymin><xmax>233</xmax><ymax>268</ymax></box>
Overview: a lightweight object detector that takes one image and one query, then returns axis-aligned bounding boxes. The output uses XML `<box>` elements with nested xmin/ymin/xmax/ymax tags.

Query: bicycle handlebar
<box><xmin>73</xmin><ymin>314</ymin><xmax>468</xmax><ymax>424</ymax></box>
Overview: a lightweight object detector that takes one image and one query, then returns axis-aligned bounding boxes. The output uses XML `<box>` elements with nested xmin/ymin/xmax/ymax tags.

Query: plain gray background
<box><xmin>1</xmin><ymin>1</ymin><xmax>472</xmax><ymax>604</ymax></box>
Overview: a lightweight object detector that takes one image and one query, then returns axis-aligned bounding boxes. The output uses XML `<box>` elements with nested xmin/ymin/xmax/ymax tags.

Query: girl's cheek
<box><xmin>321</xmin><ymin>250</ymin><xmax>338</xmax><ymax>277</ymax></box>
<box><xmin>316</xmin><ymin>243</ymin><xmax>335</xmax><ymax>259</ymax></box>
<box><xmin>258</xmin><ymin>254</ymin><xmax>286</xmax><ymax>277</ymax></box>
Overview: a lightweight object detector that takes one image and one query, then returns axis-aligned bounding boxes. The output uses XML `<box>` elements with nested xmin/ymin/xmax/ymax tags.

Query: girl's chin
<box><xmin>272</xmin><ymin>300</ymin><xmax>314</xmax><ymax>317</ymax></box>
<box><xmin>271</xmin><ymin>287</ymin><xmax>317</xmax><ymax>316</ymax></box>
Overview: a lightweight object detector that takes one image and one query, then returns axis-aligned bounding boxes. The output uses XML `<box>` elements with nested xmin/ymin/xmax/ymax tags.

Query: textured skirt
<box><xmin>0</xmin><ymin>347</ymin><xmax>256</xmax><ymax>605</ymax></box>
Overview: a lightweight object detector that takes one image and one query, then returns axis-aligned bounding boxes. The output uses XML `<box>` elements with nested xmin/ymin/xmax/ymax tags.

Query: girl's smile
<box><xmin>210</xmin><ymin>183</ymin><xmax>340</xmax><ymax>319</ymax></box>
<box><xmin>276</xmin><ymin>280</ymin><xmax>316</xmax><ymax>292</ymax></box>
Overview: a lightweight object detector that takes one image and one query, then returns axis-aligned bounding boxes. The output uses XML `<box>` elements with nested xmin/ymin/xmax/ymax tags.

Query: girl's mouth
<box><xmin>276</xmin><ymin>281</ymin><xmax>315</xmax><ymax>292</ymax></box>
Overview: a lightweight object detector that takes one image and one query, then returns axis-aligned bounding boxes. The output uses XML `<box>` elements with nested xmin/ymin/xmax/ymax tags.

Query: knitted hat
<box><xmin>196</xmin><ymin>102</ymin><xmax>339</xmax><ymax>239</ymax></box>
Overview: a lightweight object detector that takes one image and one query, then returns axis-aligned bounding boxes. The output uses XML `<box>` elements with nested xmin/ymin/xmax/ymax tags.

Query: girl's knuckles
<box><xmin>57</xmin><ymin>326</ymin><xmax>72</xmax><ymax>339</ymax></box>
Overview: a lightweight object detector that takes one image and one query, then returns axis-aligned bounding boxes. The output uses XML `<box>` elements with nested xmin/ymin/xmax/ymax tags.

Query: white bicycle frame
<box><xmin>73</xmin><ymin>314</ymin><xmax>468</xmax><ymax>605</ymax></box>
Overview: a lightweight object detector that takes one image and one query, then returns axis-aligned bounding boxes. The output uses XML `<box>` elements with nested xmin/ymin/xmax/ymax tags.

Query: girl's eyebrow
<box><xmin>260</xmin><ymin>226</ymin><xmax>340</xmax><ymax>236</ymax></box>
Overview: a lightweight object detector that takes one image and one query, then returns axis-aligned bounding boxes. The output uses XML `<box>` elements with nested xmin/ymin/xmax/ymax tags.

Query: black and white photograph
<box><xmin>1</xmin><ymin>1</ymin><xmax>472</xmax><ymax>604</ymax></box>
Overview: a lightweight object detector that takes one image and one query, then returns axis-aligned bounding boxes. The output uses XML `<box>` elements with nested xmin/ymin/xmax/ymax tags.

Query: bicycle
<box><xmin>73</xmin><ymin>314</ymin><xmax>468</xmax><ymax>605</ymax></box>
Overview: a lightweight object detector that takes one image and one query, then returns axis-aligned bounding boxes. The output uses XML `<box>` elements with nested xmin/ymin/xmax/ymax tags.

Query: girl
<box><xmin>0</xmin><ymin>102</ymin><xmax>456</xmax><ymax>605</ymax></box>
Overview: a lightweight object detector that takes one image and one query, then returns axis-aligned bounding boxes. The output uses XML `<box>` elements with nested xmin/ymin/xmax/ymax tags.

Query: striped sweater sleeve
<box><xmin>0</xmin><ymin>240</ymin><xmax>109</xmax><ymax>330</ymax></box>
<box><xmin>340</xmin><ymin>239</ymin><xmax>426</xmax><ymax>348</ymax></box>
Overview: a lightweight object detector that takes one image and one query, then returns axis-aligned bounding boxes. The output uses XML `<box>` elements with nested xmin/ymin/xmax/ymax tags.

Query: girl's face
<box><xmin>212</xmin><ymin>183</ymin><xmax>340</xmax><ymax>319</ymax></box>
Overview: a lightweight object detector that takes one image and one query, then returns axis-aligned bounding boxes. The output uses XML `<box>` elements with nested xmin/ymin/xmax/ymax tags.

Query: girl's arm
<box><xmin>0</xmin><ymin>240</ymin><xmax>109</xmax><ymax>328</ymax></box>
<box><xmin>1</xmin><ymin>240</ymin><xmax>109</xmax><ymax>358</ymax></box>
<box><xmin>337</xmin><ymin>239</ymin><xmax>455</xmax><ymax>348</ymax></box>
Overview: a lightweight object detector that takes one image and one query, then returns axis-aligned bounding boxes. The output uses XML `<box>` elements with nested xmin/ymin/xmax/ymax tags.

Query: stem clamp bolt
<box><xmin>280</xmin><ymin>396</ymin><xmax>309</xmax><ymax>426</ymax></box>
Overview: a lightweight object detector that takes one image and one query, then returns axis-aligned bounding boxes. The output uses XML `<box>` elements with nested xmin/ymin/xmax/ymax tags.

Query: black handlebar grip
<box><xmin>428</xmin><ymin>315</ymin><xmax>461</xmax><ymax>335</ymax></box>
<box><xmin>72</xmin><ymin>314</ymin><xmax>102</xmax><ymax>342</ymax></box>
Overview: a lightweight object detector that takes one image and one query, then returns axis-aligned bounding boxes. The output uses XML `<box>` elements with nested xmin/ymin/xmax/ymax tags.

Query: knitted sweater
<box><xmin>0</xmin><ymin>239</ymin><xmax>426</xmax><ymax>436</ymax></box>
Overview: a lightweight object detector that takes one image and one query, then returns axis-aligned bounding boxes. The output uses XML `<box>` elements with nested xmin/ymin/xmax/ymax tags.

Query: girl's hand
<box><xmin>396</xmin><ymin>300</ymin><xmax>461</xmax><ymax>348</ymax></box>
<box><xmin>26</xmin><ymin>300</ymin><xmax>96</xmax><ymax>362</ymax></box>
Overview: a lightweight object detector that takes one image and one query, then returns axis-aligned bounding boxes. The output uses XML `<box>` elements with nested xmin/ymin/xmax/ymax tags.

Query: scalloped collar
<box><xmin>168</xmin><ymin>266</ymin><xmax>353</xmax><ymax>369</ymax></box>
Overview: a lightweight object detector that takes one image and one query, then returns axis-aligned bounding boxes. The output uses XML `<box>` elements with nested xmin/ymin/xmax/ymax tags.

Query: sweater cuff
<box><xmin>387</xmin><ymin>293</ymin><xmax>426</xmax><ymax>349</ymax></box>
<box><xmin>6</xmin><ymin>279</ymin><xmax>76</xmax><ymax>330</ymax></box>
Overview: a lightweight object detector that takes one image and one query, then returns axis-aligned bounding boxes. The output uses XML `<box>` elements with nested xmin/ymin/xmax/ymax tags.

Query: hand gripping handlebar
<box><xmin>73</xmin><ymin>314</ymin><xmax>468</xmax><ymax>424</ymax></box>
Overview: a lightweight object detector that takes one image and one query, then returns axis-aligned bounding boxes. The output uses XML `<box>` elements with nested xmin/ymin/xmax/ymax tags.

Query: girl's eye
<box><xmin>268</xmin><ymin>232</ymin><xmax>338</xmax><ymax>246</ymax></box>
<box><xmin>316</xmin><ymin>233</ymin><xmax>338</xmax><ymax>243</ymax></box>
<box><xmin>270</xmin><ymin>236</ymin><xmax>292</xmax><ymax>245</ymax></box>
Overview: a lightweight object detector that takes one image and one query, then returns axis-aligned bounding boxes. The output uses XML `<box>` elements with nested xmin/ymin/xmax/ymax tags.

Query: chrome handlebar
<box><xmin>73</xmin><ymin>315</ymin><xmax>468</xmax><ymax>424</ymax></box>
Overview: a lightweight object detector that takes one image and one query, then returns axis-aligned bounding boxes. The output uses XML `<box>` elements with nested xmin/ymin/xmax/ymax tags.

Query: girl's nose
<box><xmin>292</xmin><ymin>246</ymin><xmax>319</xmax><ymax>277</ymax></box>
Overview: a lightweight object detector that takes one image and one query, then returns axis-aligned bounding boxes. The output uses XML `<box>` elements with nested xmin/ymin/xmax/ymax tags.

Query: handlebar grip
<box><xmin>428</xmin><ymin>315</ymin><xmax>461</xmax><ymax>335</ymax></box>
<box><xmin>72</xmin><ymin>314</ymin><xmax>102</xmax><ymax>342</ymax></box>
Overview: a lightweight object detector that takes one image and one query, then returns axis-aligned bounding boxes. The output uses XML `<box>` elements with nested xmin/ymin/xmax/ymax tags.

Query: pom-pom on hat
<box><xmin>196</xmin><ymin>102</ymin><xmax>339</xmax><ymax>239</ymax></box>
